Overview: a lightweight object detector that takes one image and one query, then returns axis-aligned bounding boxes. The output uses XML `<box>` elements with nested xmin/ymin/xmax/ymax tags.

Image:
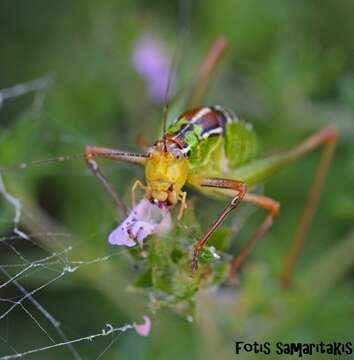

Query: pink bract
<box><xmin>108</xmin><ymin>199</ymin><xmax>172</xmax><ymax>247</ymax></box>
<box><xmin>133</xmin><ymin>315</ymin><xmax>152</xmax><ymax>337</ymax></box>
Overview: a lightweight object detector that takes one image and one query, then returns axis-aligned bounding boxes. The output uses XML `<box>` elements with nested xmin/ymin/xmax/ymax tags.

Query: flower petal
<box><xmin>108</xmin><ymin>226</ymin><xmax>136</xmax><ymax>247</ymax></box>
<box><xmin>132</xmin><ymin>34</ymin><xmax>175</xmax><ymax>103</ymax></box>
<box><xmin>108</xmin><ymin>198</ymin><xmax>172</xmax><ymax>247</ymax></box>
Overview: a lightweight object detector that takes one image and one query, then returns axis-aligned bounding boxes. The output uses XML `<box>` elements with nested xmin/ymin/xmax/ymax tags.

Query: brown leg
<box><xmin>84</xmin><ymin>146</ymin><xmax>147</xmax><ymax>217</ymax></box>
<box><xmin>281</xmin><ymin>127</ymin><xmax>338</xmax><ymax>288</ymax></box>
<box><xmin>191</xmin><ymin>178</ymin><xmax>247</xmax><ymax>271</ymax></box>
<box><xmin>229</xmin><ymin>193</ymin><xmax>280</xmax><ymax>279</ymax></box>
<box><xmin>188</xmin><ymin>37</ymin><xmax>229</xmax><ymax>108</ymax></box>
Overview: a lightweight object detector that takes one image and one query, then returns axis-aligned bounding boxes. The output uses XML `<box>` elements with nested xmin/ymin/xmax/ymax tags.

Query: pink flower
<box><xmin>132</xmin><ymin>34</ymin><xmax>175</xmax><ymax>103</ymax></box>
<box><xmin>133</xmin><ymin>315</ymin><xmax>152</xmax><ymax>337</ymax></box>
<box><xmin>108</xmin><ymin>198</ymin><xmax>172</xmax><ymax>247</ymax></box>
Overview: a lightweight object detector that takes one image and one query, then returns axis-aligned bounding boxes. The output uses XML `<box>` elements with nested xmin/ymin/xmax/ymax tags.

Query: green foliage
<box><xmin>128</xmin><ymin>212</ymin><xmax>230</xmax><ymax>316</ymax></box>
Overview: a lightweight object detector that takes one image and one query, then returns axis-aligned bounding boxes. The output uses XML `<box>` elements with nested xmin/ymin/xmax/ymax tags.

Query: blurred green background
<box><xmin>0</xmin><ymin>0</ymin><xmax>353</xmax><ymax>359</ymax></box>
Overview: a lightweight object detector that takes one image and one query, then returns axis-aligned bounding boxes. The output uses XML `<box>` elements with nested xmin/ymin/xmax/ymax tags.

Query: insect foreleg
<box><xmin>84</xmin><ymin>146</ymin><xmax>147</xmax><ymax>165</ymax></box>
<box><xmin>131</xmin><ymin>180</ymin><xmax>147</xmax><ymax>208</ymax></box>
<box><xmin>229</xmin><ymin>193</ymin><xmax>280</xmax><ymax>279</ymax></box>
<box><xmin>84</xmin><ymin>146</ymin><xmax>147</xmax><ymax>217</ymax></box>
<box><xmin>177</xmin><ymin>191</ymin><xmax>187</xmax><ymax>220</ymax></box>
<box><xmin>191</xmin><ymin>178</ymin><xmax>247</xmax><ymax>272</ymax></box>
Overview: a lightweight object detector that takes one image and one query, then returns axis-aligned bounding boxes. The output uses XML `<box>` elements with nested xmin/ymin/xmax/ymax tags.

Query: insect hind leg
<box><xmin>280</xmin><ymin>125</ymin><xmax>338</xmax><ymax>288</ymax></box>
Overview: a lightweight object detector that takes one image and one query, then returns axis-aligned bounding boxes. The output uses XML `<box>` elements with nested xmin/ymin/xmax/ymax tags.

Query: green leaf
<box><xmin>133</xmin><ymin>269</ymin><xmax>152</xmax><ymax>288</ymax></box>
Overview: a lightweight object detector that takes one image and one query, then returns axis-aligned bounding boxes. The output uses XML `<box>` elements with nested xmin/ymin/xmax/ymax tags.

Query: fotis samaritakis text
<box><xmin>235</xmin><ymin>341</ymin><xmax>353</xmax><ymax>357</ymax></box>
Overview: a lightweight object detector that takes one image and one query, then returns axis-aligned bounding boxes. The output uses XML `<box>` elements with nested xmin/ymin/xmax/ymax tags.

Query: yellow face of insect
<box><xmin>145</xmin><ymin>150</ymin><xmax>189</xmax><ymax>206</ymax></box>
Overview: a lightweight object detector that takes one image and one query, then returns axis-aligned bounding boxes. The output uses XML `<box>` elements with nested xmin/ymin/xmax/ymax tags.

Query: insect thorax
<box><xmin>165</xmin><ymin>105</ymin><xmax>235</xmax><ymax>155</ymax></box>
<box><xmin>165</xmin><ymin>105</ymin><xmax>258</xmax><ymax>172</ymax></box>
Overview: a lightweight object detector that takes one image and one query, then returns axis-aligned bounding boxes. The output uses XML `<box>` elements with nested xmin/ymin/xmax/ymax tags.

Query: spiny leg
<box><xmin>229</xmin><ymin>193</ymin><xmax>280</xmax><ymax>279</ymax></box>
<box><xmin>84</xmin><ymin>146</ymin><xmax>147</xmax><ymax>217</ymax></box>
<box><xmin>216</xmin><ymin>125</ymin><xmax>338</xmax><ymax>286</ymax></box>
<box><xmin>191</xmin><ymin>178</ymin><xmax>247</xmax><ymax>271</ymax></box>
<box><xmin>280</xmin><ymin>126</ymin><xmax>338</xmax><ymax>288</ymax></box>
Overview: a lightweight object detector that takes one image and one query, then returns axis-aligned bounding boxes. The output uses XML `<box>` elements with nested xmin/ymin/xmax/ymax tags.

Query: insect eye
<box><xmin>174</xmin><ymin>151</ymin><xmax>183</xmax><ymax>160</ymax></box>
<box><xmin>146</xmin><ymin>147</ymin><xmax>154</xmax><ymax>157</ymax></box>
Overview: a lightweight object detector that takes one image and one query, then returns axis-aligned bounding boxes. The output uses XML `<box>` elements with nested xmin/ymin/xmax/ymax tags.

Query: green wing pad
<box><xmin>167</xmin><ymin>118</ymin><xmax>205</xmax><ymax>153</ymax></box>
<box><xmin>185</xmin><ymin>131</ymin><xmax>199</xmax><ymax>149</ymax></box>
<box><xmin>225</xmin><ymin>121</ymin><xmax>258</xmax><ymax>168</ymax></box>
<box><xmin>188</xmin><ymin>135</ymin><xmax>225</xmax><ymax>173</ymax></box>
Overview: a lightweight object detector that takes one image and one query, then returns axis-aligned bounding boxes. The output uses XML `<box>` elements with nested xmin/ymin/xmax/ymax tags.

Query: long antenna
<box><xmin>0</xmin><ymin>154</ymin><xmax>84</xmax><ymax>173</ymax></box>
<box><xmin>162</xmin><ymin>44</ymin><xmax>179</xmax><ymax>152</ymax></box>
<box><xmin>162</xmin><ymin>0</ymin><xmax>191</xmax><ymax>152</ymax></box>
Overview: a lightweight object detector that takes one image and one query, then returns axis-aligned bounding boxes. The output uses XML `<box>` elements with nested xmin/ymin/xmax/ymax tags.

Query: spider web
<box><xmin>0</xmin><ymin>78</ymin><xmax>143</xmax><ymax>359</ymax></box>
